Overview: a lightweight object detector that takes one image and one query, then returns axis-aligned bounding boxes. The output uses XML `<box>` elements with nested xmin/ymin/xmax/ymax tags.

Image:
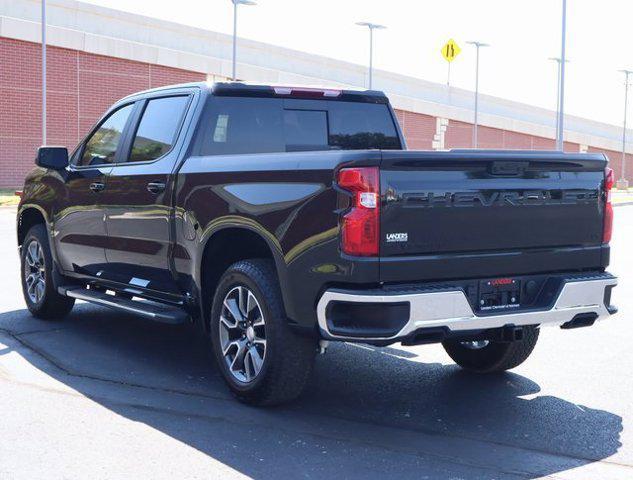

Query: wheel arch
<box><xmin>17</xmin><ymin>205</ymin><xmax>49</xmax><ymax>247</ymax></box>
<box><xmin>197</xmin><ymin>224</ymin><xmax>289</xmax><ymax>332</ymax></box>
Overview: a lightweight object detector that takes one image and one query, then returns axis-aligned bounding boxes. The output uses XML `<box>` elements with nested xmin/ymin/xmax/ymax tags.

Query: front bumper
<box><xmin>316</xmin><ymin>273</ymin><xmax>617</xmax><ymax>344</ymax></box>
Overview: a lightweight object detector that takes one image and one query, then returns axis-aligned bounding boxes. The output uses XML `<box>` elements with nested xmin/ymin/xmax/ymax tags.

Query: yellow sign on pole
<box><xmin>441</xmin><ymin>39</ymin><xmax>461</xmax><ymax>63</ymax></box>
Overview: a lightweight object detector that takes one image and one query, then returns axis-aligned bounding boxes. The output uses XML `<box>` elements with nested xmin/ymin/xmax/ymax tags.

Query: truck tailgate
<box><xmin>379</xmin><ymin>151</ymin><xmax>608</xmax><ymax>281</ymax></box>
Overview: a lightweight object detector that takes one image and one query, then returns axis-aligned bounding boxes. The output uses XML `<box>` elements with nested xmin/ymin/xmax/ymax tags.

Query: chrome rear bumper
<box><xmin>316</xmin><ymin>274</ymin><xmax>617</xmax><ymax>343</ymax></box>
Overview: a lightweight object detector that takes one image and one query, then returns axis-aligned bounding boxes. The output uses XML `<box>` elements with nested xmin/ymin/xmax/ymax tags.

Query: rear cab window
<box><xmin>283</xmin><ymin>109</ymin><xmax>329</xmax><ymax>152</ymax></box>
<box><xmin>328</xmin><ymin>102</ymin><xmax>401</xmax><ymax>150</ymax></box>
<box><xmin>202</xmin><ymin>97</ymin><xmax>284</xmax><ymax>155</ymax></box>
<box><xmin>195</xmin><ymin>96</ymin><xmax>400</xmax><ymax>155</ymax></box>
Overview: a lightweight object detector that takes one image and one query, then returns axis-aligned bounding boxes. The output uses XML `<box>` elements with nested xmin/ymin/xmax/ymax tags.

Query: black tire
<box><xmin>209</xmin><ymin>259</ymin><xmax>316</xmax><ymax>406</ymax></box>
<box><xmin>442</xmin><ymin>326</ymin><xmax>539</xmax><ymax>373</ymax></box>
<box><xmin>20</xmin><ymin>224</ymin><xmax>75</xmax><ymax>319</ymax></box>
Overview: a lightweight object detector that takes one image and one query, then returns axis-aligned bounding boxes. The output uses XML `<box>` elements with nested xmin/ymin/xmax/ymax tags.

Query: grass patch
<box><xmin>0</xmin><ymin>189</ymin><xmax>21</xmax><ymax>207</ymax></box>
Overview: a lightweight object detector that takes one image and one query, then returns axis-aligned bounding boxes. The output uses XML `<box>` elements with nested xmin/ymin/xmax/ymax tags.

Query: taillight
<box><xmin>337</xmin><ymin>167</ymin><xmax>380</xmax><ymax>256</ymax></box>
<box><xmin>603</xmin><ymin>167</ymin><xmax>614</xmax><ymax>243</ymax></box>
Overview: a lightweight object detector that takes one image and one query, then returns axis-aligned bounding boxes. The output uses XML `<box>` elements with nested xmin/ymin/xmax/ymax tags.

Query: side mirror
<box><xmin>36</xmin><ymin>146</ymin><xmax>69</xmax><ymax>170</ymax></box>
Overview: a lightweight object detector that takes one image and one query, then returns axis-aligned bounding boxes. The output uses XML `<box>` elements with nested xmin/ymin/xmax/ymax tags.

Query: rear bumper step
<box><xmin>316</xmin><ymin>273</ymin><xmax>617</xmax><ymax>344</ymax></box>
<box><xmin>59</xmin><ymin>286</ymin><xmax>189</xmax><ymax>325</ymax></box>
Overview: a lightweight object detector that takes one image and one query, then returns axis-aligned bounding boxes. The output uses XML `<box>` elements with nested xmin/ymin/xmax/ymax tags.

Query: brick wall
<box><xmin>0</xmin><ymin>37</ymin><xmax>205</xmax><ymax>187</ymax></box>
<box><xmin>587</xmin><ymin>147</ymin><xmax>633</xmax><ymax>181</ymax></box>
<box><xmin>443</xmin><ymin>119</ymin><xmax>579</xmax><ymax>152</ymax></box>
<box><xmin>393</xmin><ymin>109</ymin><xmax>436</xmax><ymax>149</ymax></box>
<box><xmin>1</xmin><ymin>36</ymin><xmax>632</xmax><ymax>188</ymax></box>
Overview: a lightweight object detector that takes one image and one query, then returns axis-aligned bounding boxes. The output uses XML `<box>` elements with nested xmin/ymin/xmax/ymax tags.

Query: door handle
<box><xmin>147</xmin><ymin>182</ymin><xmax>166</xmax><ymax>194</ymax></box>
<box><xmin>89</xmin><ymin>182</ymin><xmax>105</xmax><ymax>192</ymax></box>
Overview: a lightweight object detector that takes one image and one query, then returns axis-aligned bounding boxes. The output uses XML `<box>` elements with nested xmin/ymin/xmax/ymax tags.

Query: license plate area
<box><xmin>478</xmin><ymin>277</ymin><xmax>521</xmax><ymax>312</ymax></box>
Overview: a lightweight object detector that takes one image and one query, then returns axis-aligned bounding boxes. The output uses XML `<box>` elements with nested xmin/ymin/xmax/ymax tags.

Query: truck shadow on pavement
<box><xmin>0</xmin><ymin>304</ymin><xmax>623</xmax><ymax>479</ymax></box>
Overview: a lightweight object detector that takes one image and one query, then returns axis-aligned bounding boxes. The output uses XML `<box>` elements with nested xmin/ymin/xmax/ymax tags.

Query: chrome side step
<box><xmin>59</xmin><ymin>286</ymin><xmax>189</xmax><ymax>325</ymax></box>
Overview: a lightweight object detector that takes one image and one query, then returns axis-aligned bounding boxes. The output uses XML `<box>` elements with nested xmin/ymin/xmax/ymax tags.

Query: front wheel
<box><xmin>209</xmin><ymin>259</ymin><xmax>316</xmax><ymax>406</ymax></box>
<box><xmin>442</xmin><ymin>326</ymin><xmax>539</xmax><ymax>373</ymax></box>
<box><xmin>20</xmin><ymin>224</ymin><xmax>75</xmax><ymax>319</ymax></box>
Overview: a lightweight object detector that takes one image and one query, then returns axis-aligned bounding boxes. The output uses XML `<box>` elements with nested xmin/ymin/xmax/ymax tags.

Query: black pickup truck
<box><xmin>18</xmin><ymin>82</ymin><xmax>617</xmax><ymax>405</ymax></box>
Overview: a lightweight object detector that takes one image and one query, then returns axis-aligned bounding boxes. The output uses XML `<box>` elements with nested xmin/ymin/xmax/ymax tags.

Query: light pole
<box><xmin>618</xmin><ymin>69</ymin><xmax>633</xmax><ymax>189</ymax></box>
<box><xmin>548</xmin><ymin>57</ymin><xmax>569</xmax><ymax>145</ymax></box>
<box><xmin>557</xmin><ymin>0</ymin><xmax>568</xmax><ymax>151</ymax></box>
<box><xmin>231</xmin><ymin>0</ymin><xmax>256</xmax><ymax>81</ymax></box>
<box><xmin>466</xmin><ymin>41</ymin><xmax>489</xmax><ymax>148</ymax></box>
<box><xmin>355</xmin><ymin>22</ymin><xmax>386</xmax><ymax>90</ymax></box>
<box><xmin>42</xmin><ymin>0</ymin><xmax>46</xmax><ymax>145</ymax></box>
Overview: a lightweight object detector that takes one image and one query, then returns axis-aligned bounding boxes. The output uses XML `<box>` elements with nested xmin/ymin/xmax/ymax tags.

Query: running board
<box><xmin>59</xmin><ymin>286</ymin><xmax>189</xmax><ymax>325</ymax></box>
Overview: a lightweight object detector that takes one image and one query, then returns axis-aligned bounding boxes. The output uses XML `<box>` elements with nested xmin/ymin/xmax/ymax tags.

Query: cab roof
<box><xmin>121</xmin><ymin>81</ymin><xmax>390</xmax><ymax>104</ymax></box>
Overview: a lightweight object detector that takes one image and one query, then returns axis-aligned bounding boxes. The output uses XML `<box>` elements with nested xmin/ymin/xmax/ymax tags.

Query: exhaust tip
<box><xmin>560</xmin><ymin>312</ymin><xmax>598</xmax><ymax>330</ymax></box>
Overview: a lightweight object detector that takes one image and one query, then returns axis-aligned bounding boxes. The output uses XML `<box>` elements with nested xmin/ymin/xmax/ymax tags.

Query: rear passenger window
<box><xmin>80</xmin><ymin>104</ymin><xmax>134</xmax><ymax>166</ymax></box>
<box><xmin>283</xmin><ymin>110</ymin><xmax>328</xmax><ymax>151</ymax></box>
<box><xmin>129</xmin><ymin>96</ymin><xmax>189</xmax><ymax>162</ymax></box>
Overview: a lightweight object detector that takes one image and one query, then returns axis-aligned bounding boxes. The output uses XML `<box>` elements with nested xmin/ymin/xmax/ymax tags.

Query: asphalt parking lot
<box><xmin>0</xmin><ymin>206</ymin><xmax>631</xmax><ymax>480</ymax></box>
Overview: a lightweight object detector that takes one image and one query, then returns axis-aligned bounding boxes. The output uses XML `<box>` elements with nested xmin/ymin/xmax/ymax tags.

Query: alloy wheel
<box><xmin>24</xmin><ymin>239</ymin><xmax>46</xmax><ymax>304</ymax></box>
<box><xmin>219</xmin><ymin>285</ymin><xmax>267</xmax><ymax>383</ymax></box>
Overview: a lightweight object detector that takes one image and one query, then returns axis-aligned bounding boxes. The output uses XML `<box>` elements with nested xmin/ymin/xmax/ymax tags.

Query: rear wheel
<box><xmin>442</xmin><ymin>326</ymin><xmax>539</xmax><ymax>373</ymax></box>
<box><xmin>20</xmin><ymin>224</ymin><xmax>75</xmax><ymax>319</ymax></box>
<box><xmin>209</xmin><ymin>259</ymin><xmax>316</xmax><ymax>406</ymax></box>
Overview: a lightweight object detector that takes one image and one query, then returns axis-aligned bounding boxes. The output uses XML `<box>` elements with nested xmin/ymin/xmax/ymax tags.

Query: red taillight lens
<box><xmin>603</xmin><ymin>167</ymin><xmax>614</xmax><ymax>243</ymax></box>
<box><xmin>338</xmin><ymin>167</ymin><xmax>380</xmax><ymax>256</ymax></box>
